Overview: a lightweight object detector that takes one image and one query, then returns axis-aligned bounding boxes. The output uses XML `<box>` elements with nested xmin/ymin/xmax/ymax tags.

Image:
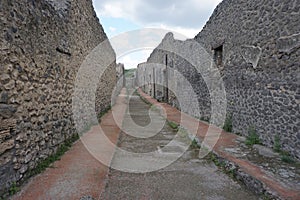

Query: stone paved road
<box><xmin>100</xmin><ymin>91</ymin><xmax>257</xmax><ymax>200</ymax></box>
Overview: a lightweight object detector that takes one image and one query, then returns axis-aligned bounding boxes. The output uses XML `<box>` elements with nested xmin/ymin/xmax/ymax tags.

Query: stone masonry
<box><xmin>137</xmin><ymin>0</ymin><xmax>299</xmax><ymax>159</ymax></box>
<box><xmin>0</xmin><ymin>0</ymin><xmax>116</xmax><ymax>195</ymax></box>
<box><xmin>116</xmin><ymin>63</ymin><xmax>125</xmax><ymax>94</ymax></box>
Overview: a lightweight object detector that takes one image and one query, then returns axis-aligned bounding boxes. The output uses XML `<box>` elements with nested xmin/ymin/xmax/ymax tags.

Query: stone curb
<box><xmin>137</xmin><ymin>88</ymin><xmax>300</xmax><ymax>200</ymax></box>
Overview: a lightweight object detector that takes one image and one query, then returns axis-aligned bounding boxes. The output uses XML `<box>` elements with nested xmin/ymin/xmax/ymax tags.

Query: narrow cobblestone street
<box><xmin>1</xmin><ymin>0</ymin><xmax>299</xmax><ymax>199</ymax></box>
<box><xmin>100</xmin><ymin>90</ymin><xmax>257</xmax><ymax>200</ymax></box>
<box><xmin>10</xmin><ymin>88</ymin><xmax>299</xmax><ymax>199</ymax></box>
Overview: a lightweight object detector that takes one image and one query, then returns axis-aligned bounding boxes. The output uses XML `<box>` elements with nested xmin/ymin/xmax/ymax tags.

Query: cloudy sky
<box><xmin>92</xmin><ymin>0</ymin><xmax>222</xmax><ymax>68</ymax></box>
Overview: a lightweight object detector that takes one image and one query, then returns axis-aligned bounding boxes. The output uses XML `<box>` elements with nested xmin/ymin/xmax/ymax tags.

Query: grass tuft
<box><xmin>223</xmin><ymin>114</ymin><xmax>232</xmax><ymax>132</ymax></box>
<box><xmin>280</xmin><ymin>151</ymin><xmax>295</xmax><ymax>164</ymax></box>
<box><xmin>28</xmin><ymin>133</ymin><xmax>79</xmax><ymax>177</ymax></box>
<box><xmin>245</xmin><ymin>126</ymin><xmax>261</xmax><ymax>146</ymax></box>
<box><xmin>167</xmin><ymin>121</ymin><xmax>179</xmax><ymax>130</ymax></box>
<box><xmin>9</xmin><ymin>182</ymin><xmax>19</xmax><ymax>195</ymax></box>
<box><xmin>273</xmin><ymin>134</ymin><xmax>281</xmax><ymax>153</ymax></box>
<box><xmin>190</xmin><ymin>139</ymin><xmax>200</xmax><ymax>149</ymax></box>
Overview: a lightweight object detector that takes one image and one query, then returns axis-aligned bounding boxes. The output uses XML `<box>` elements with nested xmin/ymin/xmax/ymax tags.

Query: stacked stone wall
<box><xmin>138</xmin><ymin>0</ymin><xmax>299</xmax><ymax>159</ymax></box>
<box><xmin>0</xmin><ymin>0</ymin><xmax>116</xmax><ymax>194</ymax></box>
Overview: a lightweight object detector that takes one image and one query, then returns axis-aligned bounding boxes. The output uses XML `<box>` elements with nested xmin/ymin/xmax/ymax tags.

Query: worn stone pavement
<box><xmin>137</xmin><ymin>89</ymin><xmax>300</xmax><ymax>200</ymax></box>
<box><xmin>100</xmin><ymin>90</ymin><xmax>257</xmax><ymax>199</ymax></box>
<box><xmin>11</xmin><ymin>88</ymin><xmax>299</xmax><ymax>199</ymax></box>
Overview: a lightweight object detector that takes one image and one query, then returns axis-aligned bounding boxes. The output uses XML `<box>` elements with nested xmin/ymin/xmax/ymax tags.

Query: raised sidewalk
<box><xmin>138</xmin><ymin>88</ymin><xmax>300</xmax><ymax>200</ymax></box>
<box><xmin>12</xmin><ymin>89</ymin><xmax>127</xmax><ymax>200</ymax></box>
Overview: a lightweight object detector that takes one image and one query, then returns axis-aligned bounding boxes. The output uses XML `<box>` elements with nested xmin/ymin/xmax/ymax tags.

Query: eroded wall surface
<box><xmin>0</xmin><ymin>0</ymin><xmax>116</xmax><ymax>194</ymax></box>
<box><xmin>138</xmin><ymin>0</ymin><xmax>299</xmax><ymax>159</ymax></box>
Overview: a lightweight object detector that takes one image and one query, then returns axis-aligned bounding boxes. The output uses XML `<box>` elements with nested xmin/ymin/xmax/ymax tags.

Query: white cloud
<box><xmin>110</xmin><ymin>28</ymin><xmax>193</xmax><ymax>68</ymax></box>
<box><xmin>109</xmin><ymin>26</ymin><xmax>117</xmax><ymax>32</ymax></box>
<box><xmin>118</xmin><ymin>50</ymin><xmax>153</xmax><ymax>69</ymax></box>
<box><xmin>93</xmin><ymin>0</ymin><xmax>223</xmax><ymax>36</ymax></box>
<box><xmin>99</xmin><ymin>0</ymin><xmax>136</xmax><ymax>19</ymax></box>
<box><xmin>110</xmin><ymin>29</ymin><xmax>164</xmax><ymax>57</ymax></box>
<box><xmin>148</xmin><ymin>24</ymin><xmax>199</xmax><ymax>39</ymax></box>
<box><xmin>92</xmin><ymin>0</ymin><xmax>223</xmax><ymax>68</ymax></box>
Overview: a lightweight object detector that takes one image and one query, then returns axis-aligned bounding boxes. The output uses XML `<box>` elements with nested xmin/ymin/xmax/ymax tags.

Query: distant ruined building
<box><xmin>137</xmin><ymin>0</ymin><xmax>299</xmax><ymax>159</ymax></box>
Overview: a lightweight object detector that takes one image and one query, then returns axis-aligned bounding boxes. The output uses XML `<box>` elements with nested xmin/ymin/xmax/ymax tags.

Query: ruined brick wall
<box><xmin>0</xmin><ymin>0</ymin><xmax>116</xmax><ymax>194</ymax></box>
<box><xmin>139</xmin><ymin>0</ymin><xmax>299</xmax><ymax>159</ymax></box>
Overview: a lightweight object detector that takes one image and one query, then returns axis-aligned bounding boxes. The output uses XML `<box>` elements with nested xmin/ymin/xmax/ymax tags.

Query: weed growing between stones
<box><xmin>167</xmin><ymin>120</ymin><xmax>179</xmax><ymax>130</ymax></box>
<box><xmin>205</xmin><ymin>153</ymin><xmax>273</xmax><ymax>199</ymax></box>
<box><xmin>206</xmin><ymin>153</ymin><xmax>237</xmax><ymax>179</ymax></box>
<box><xmin>208</xmin><ymin>153</ymin><xmax>226</xmax><ymax>168</ymax></box>
<box><xmin>280</xmin><ymin>151</ymin><xmax>295</xmax><ymax>164</ymax></box>
<box><xmin>2</xmin><ymin>133</ymin><xmax>79</xmax><ymax>198</ymax></box>
<box><xmin>273</xmin><ymin>134</ymin><xmax>281</xmax><ymax>153</ymax></box>
<box><xmin>97</xmin><ymin>105</ymin><xmax>112</xmax><ymax>122</ymax></box>
<box><xmin>28</xmin><ymin>133</ymin><xmax>79</xmax><ymax>177</ymax></box>
<box><xmin>223</xmin><ymin>114</ymin><xmax>232</xmax><ymax>132</ymax></box>
<box><xmin>272</xmin><ymin>135</ymin><xmax>296</xmax><ymax>164</ymax></box>
<box><xmin>245</xmin><ymin>126</ymin><xmax>261</xmax><ymax>146</ymax></box>
<box><xmin>190</xmin><ymin>138</ymin><xmax>200</xmax><ymax>149</ymax></box>
<box><xmin>9</xmin><ymin>182</ymin><xmax>19</xmax><ymax>195</ymax></box>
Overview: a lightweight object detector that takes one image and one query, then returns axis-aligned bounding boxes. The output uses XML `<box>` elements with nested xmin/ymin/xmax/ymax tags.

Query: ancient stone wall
<box><xmin>116</xmin><ymin>63</ymin><xmax>125</xmax><ymax>92</ymax></box>
<box><xmin>0</xmin><ymin>0</ymin><xmax>116</xmax><ymax>195</ymax></box>
<box><xmin>139</xmin><ymin>0</ymin><xmax>299</xmax><ymax>159</ymax></box>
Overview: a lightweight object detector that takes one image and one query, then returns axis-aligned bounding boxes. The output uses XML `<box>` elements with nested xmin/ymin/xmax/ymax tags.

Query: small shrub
<box><xmin>245</xmin><ymin>126</ymin><xmax>261</xmax><ymax>146</ymax></box>
<box><xmin>223</xmin><ymin>115</ymin><xmax>232</xmax><ymax>132</ymax></box>
<box><xmin>280</xmin><ymin>151</ymin><xmax>295</xmax><ymax>164</ymax></box>
<box><xmin>206</xmin><ymin>153</ymin><xmax>224</xmax><ymax>167</ymax></box>
<box><xmin>190</xmin><ymin>139</ymin><xmax>200</xmax><ymax>149</ymax></box>
<box><xmin>214</xmin><ymin>159</ymin><xmax>225</xmax><ymax>168</ymax></box>
<box><xmin>281</xmin><ymin>155</ymin><xmax>295</xmax><ymax>164</ymax></box>
<box><xmin>9</xmin><ymin>182</ymin><xmax>19</xmax><ymax>195</ymax></box>
<box><xmin>273</xmin><ymin>134</ymin><xmax>281</xmax><ymax>153</ymax></box>
<box><xmin>167</xmin><ymin>121</ymin><xmax>179</xmax><ymax>130</ymax></box>
<box><xmin>227</xmin><ymin>169</ymin><xmax>236</xmax><ymax>178</ymax></box>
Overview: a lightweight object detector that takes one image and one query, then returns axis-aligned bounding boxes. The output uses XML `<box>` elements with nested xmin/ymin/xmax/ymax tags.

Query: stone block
<box><xmin>277</xmin><ymin>33</ymin><xmax>300</xmax><ymax>55</ymax></box>
<box><xmin>0</xmin><ymin>92</ymin><xmax>9</xmax><ymax>103</ymax></box>
<box><xmin>240</xmin><ymin>45</ymin><xmax>262</xmax><ymax>69</ymax></box>
<box><xmin>0</xmin><ymin>139</ymin><xmax>15</xmax><ymax>155</ymax></box>
<box><xmin>0</xmin><ymin>74</ymin><xmax>10</xmax><ymax>84</ymax></box>
<box><xmin>0</xmin><ymin>104</ymin><xmax>17</xmax><ymax>118</ymax></box>
<box><xmin>4</xmin><ymin>80</ymin><xmax>15</xmax><ymax>90</ymax></box>
<box><xmin>0</xmin><ymin>151</ymin><xmax>12</xmax><ymax>166</ymax></box>
<box><xmin>0</xmin><ymin>130</ymin><xmax>11</xmax><ymax>142</ymax></box>
<box><xmin>253</xmin><ymin>144</ymin><xmax>280</xmax><ymax>158</ymax></box>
